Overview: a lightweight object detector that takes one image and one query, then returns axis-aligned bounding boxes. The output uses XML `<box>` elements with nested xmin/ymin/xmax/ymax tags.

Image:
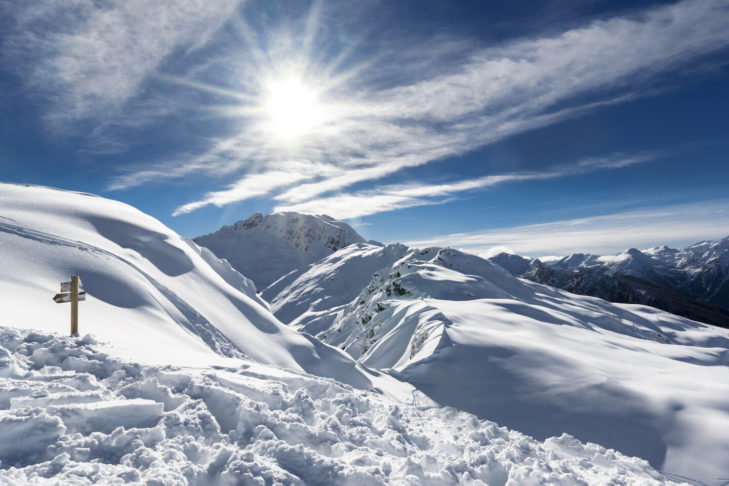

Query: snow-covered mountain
<box><xmin>0</xmin><ymin>183</ymin><xmax>378</xmax><ymax>388</ymax></box>
<box><xmin>0</xmin><ymin>184</ymin><xmax>689</xmax><ymax>484</ymax></box>
<box><xmin>194</xmin><ymin>212</ymin><xmax>366</xmax><ymax>289</ymax></box>
<box><xmin>264</xmin><ymin>243</ymin><xmax>729</xmax><ymax>483</ymax></box>
<box><xmin>548</xmin><ymin>239</ymin><xmax>729</xmax><ymax>307</ymax></box>
<box><xmin>488</xmin><ymin>238</ymin><xmax>729</xmax><ymax>328</ymax></box>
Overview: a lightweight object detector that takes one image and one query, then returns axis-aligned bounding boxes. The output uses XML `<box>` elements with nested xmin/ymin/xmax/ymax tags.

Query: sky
<box><xmin>1</xmin><ymin>0</ymin><xmax>728</xmax><ymax>257</ymax></box>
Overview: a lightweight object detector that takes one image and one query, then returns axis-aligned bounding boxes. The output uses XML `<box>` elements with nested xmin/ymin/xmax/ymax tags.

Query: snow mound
<box><xmin>267</xmin><ymin>245</ymin><xmax>729</xmax><ymax>484</ymax></box>
<box><xmin>0</xmin><ymin>326</ymin><xmax>684</xmax><ymax>485</ymax></box>
<box><xmin>0</xmin><ymin>183</ymin><xmax>376</xmax><ymax>388</ymax></box>
<box><xmin>194</xmin><ymin>212</ymin><xmax>366</xmax><ymax>289</ymax></box>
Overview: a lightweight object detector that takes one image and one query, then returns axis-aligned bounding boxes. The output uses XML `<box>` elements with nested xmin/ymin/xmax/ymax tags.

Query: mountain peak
<box><xmin>234</xmin><ymin>212</ymin><xmax>263</xmax><ymax>230</ymax></box>
<box><xmin>195</xmin><ymin>212</ymin><xmax>366</xmax><ymax>289</ymax></box>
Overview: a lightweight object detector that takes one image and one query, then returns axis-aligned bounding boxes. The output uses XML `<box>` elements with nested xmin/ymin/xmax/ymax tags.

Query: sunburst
<box><xmin>157</xmin><ymin>3</ymin><xmax>368</xmax><ymax>155</ymax></box>
<box><xmin>260</xmin><ymin>73</ymin><xmax>329</xmax><ymax>142</ymax></box>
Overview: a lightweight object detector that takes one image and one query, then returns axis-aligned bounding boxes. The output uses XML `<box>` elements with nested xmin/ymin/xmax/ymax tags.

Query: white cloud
<box><xmin>479</xmin><ymin>246</ymin><xmax>516</xmax><ymax>259</ymax></box>
<box><xmin>273</xmin><ymin>152</ymin><xmax>655</xmax><ymax>219</ymax></box>
<box><xmin>404</xmin><ymin>200</ymin><xmax>729</xmax><ymax>257</ymax></box>
<box><xmin>154</xmin><ymin>0</ymin><xmax>729</xmax><ymax>214</ymax></box>
<box><xmin>4</xmin><ymin>0</ymin><xmax>240</xmax><ymax>128</ymax></box>
<box><xmin>368</xmin><ymin>0</ymin><xmax>729</xmax><ymax>124</ymax></box>
<box><xmin>172</xmin><ymin>162</ymin><xmax>318</xmax><ymax>216</ymax></box>
<box><xmin>6</xmin><ymin>0</ymin><xmax>729</xmax><ymax>213</ymax></box>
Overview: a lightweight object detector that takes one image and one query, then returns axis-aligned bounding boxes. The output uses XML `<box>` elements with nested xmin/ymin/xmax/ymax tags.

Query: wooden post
<box><xmin>70</xmin><ymin>275</ymin><xmax>79</xmax><ymax>335</ymax></box>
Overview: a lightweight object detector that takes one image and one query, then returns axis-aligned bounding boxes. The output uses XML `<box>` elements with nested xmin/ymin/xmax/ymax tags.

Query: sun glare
<box><xmin>262</xmin><ymin>75</ymin><xmax>326</xmax><ymax>142</ymax></box>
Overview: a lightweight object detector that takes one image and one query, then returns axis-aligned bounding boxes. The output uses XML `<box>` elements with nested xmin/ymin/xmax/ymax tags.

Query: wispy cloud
<box><xmin>271</xmin><ymin>153</ymin><xmax>656</xmax><ymax>219</ymax></box>
<box><xmin>404</xmin><ymin>200</ymin><xmax>729</xmax><ymax>257</ymax></box>
<box><xmin>3</xmin><ymin>0</ymin><xmax>240</xmax><ymax>130</ymax></box>
<box><xmin>150</xmin><ymin>0</ymin><xmax>729</xmax><ymax>215</ymax></box>
<box><xmin>5</xmin><ymin>0</ymin><xmax>729</xmax><ymax>213</ymax></box>
<box><xmin>171</xmin><ymin>160</ymin><xmax>335</xmax><ymax>216</ymax></box>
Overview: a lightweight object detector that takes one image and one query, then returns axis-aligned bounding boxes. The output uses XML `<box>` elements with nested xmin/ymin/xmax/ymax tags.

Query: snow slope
<box><xmin>0</xmin><ymin>183</ymin><xmax>378</xmax><ymax>389</ymax></box>
<box><xmin>265</xmin><ymin>244</ymin><xmax>729</xmax><ymax>484</ymax></box>
<box><xmin>265</xmin><ymin>243</ymin><xmax>411</xmax><ymax>331</ymax></box>
<box><xmin>0</xmin><ymin>185</ymin><xmax>718</xmax><ymax>484</ymax></box>
<box><xmin>0</xmin><ymin>326</ymin><xmax>686</xmax><ymax>485</ymax></box>
<box><xmin>194</xmin><ymin>212</ymin><xmax>366</xmax><ymax>289</ymax></box>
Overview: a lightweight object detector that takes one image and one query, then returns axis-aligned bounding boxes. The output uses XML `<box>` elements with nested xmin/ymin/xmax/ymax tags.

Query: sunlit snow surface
<box><xmin>267</xmin><ymin>244</ymin><xmax>729</xmax><ymax>484</ymax></box>
<box><xmin>0</xmin><ymin>327</ymin><xmax>684</xmax><ymax>485</ymax></box>
<box><xmin>0</xmin><ymin>183</ymin><xmax>719</xmax><ymax>484</ymax></box>
<box><xmin>0</xmin><ymin>183</ymin><xmax>376</xmax><ymax>389</ymax></box>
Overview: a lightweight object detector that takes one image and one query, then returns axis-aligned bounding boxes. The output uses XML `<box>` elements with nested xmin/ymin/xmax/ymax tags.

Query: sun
<box><xmin>261</xmin><ymin>74</ymin><xmax>327</xmax><ymax>142</ymax></box>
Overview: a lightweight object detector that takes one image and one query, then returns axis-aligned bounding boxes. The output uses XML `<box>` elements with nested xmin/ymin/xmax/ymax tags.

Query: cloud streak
<box><xmin>3</xmin><ymin>0</ymin><xmax>240</xmax><ymax>129</ymax></box>
<box><xmin>404</xmin><ymin>200</ymin><xmax>729</xmax><ymax>257</ymax></box>
<box><xmin>5</xmin><ymin>0</ymin><xmax>729</xmax><ymax>215</ymax></box>
<box><xmin>271</xmin><ymin>153</ymin><xmax>656</xmax><ymax>219</ymax></box>
<box><xmin>171</xmin><ymin>160</ymin><xmax>337</xmax><ymax>216</ymax></box>
<box><xmin>155</xmin><ymin>0</ymin><xmax>729</xmax><ymax>215</ymax></box>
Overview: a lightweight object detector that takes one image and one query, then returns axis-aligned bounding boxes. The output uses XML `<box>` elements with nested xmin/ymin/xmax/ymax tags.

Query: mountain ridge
<box><xmin>488</xmin><ymin>236</ymin><xmax>729</xmax><ymax>328</ymax></box>
<box><xmin>0</xmin><ymin>183</ymin><xmax>383</xmax><ymax>389</ymax></box>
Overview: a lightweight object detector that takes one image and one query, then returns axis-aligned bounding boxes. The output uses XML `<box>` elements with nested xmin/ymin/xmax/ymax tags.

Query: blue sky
<box><xmin>1</xmin><ymin>0</ymin><xmax>728</xmax><ymax>256</ymax></box>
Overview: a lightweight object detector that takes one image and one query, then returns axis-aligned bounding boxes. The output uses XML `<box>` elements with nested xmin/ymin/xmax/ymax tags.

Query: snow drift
<box><xmin>0</xmin><ymin>326</ymin><xmax>684</xmax><ymax>485</ymax></box>
<box><xmin>0</xmin><ymin>183</ymin><xmax>374</xmax><ymax>388</ymax></box>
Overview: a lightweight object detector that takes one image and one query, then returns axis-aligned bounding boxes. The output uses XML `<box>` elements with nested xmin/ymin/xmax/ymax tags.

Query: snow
<box><xmin>0</xmin><ymin>183</ymin><xmax>380</xmax><ymax>390</ymax></box>
<box><xmin>266</xmin><ymin>243</ymin><xmax>411</xmax><ymax>327</ymax></box>
<box><xmin>265</xmin><ymin>245</ymin><xmax>729</xmax><ymax>484</ymax></box>
<box><xmin>530</xmin><ymin>238</ymin><xmax>729</xmax><ymax>308</ymax></box>
<box><xmin>0</xmin><ymin>326</ymin><xmax>684</xmax><ymax>485</ymax></box>
<box><xmin>484</xmin><ymin>252</ymin><xmax>534</xmax><ymax>276</ymax></box>
<box><xmin>0</xmin><ymin>184</ymin><xmax>716</xmax><ymax>484</ymax></box>
<box><xmin>194</xmin><ymin>212</ymin><xmax>366</xmax><ymax>289</ymax></box>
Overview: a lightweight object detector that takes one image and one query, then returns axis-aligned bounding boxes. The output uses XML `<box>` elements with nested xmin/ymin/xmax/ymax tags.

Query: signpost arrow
<box><xmin>60</xmin><ymin>278</ymin><xmax>82</xmax><ymax>293</ymax></box>
<box><xmin>53</xmin><ymin>292</ymin><xmax>86</xmax><ymax>304</ymax></box>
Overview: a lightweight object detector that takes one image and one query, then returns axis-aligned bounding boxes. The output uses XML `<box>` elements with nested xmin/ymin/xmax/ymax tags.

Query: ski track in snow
<box><xmin>0</xmin><ymin>327</ymin><xmax>686</xmax><ymax>485</ymax></box>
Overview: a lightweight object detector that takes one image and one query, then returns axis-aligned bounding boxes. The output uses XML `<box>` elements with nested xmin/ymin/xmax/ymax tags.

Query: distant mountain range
<box><xmin>488</xmin><ymin>237</ymin><xmax>729</xmax><ymax>328</ymax></box>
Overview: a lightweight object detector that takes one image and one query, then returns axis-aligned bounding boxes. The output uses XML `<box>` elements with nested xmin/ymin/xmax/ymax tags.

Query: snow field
<box><xmin>0</xmin><ymin>326</ymin><xmax>684</xmax><ymax>485</ymax></box>
<box><xmin>266</xmin><ymin>244</ymin><xmax>729</xmax><ymax>483</ymax></box>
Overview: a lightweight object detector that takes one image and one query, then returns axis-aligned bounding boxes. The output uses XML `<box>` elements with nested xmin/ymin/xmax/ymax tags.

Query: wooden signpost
<box><xmin>53</xmin><ymin>275</ymin><xmax>85</xmax><ymax>335</ymax></box>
